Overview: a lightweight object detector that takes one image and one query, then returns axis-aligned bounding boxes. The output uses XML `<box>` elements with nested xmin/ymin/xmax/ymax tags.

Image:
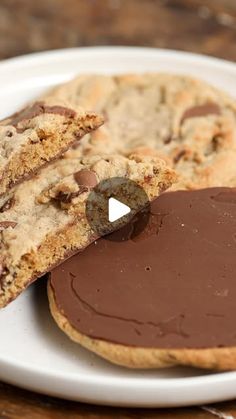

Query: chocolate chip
<box><xmin>153</xmin><ymin>167</ymin><xmax>160</xmax><ymax>175</ymax></box>
<box><xmin>0</xmin><ymin>197</ymin><xmax>15</xmax><ymax>213</ymax></box>
<box><xmin>55</xmin><ymin>191</ymin><xmax>76</xmax><ymax>204</ymax></box>
<box><xmin>4</xmin><ymin>102</ymin><xmax>76</xmax><ymax>129</ymax></box>
<box><xmin>44</xmin><ymin>105</ymin><xmax>76</xmax><ymax>118</ymax></box>
<box><xmin>0</xmin><ymin>263</ymin><xmax>9</xmax><ymax>288</ymax></box>
<box><xmin>74</xmin><ymin>169</ymin><xmax>98</xmax><ymax>188</ymax></box>
<box><xmin>181</xmin><ymin>103</ymin><xmax>221</xmax><ymax>124</ymax></box>
<box><xmin>174</xmin><ymin>150</ymin><xmax>187</xmax><ymax>164</ymax></box>
<box><xmin>0</xmin><ymin>221</ymin><xmax>17</xmax><ymax>229</ymax></box>
<box><xmin>0</xmin><ymin>264</ymin><xmax>4</xmax><ymax>287</ymax></box>
<box><xmin>144</xmin><ymin>175</ymin><xmax>153</xmax><ymax>183</ymax></box>
<box><xmin>6</xmin><ymin>131</ymin><xmax>13</xmax><ymax>138</ymax></box>
<box><xmin>164</xmin><ymin>136</ymin><xmax>172</xmax><ymax>145</ymax></box>
<box><xmin>55</xmin><ymin>190</ymin><xmax>87</xmax><ymax>204</ymax></box>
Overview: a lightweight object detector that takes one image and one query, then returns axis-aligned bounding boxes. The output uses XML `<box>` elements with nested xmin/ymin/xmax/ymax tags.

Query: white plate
<box><xmin>1</xmin><ymin>47</ymin><xmax>236</xmax><ymax>408</ymax></box>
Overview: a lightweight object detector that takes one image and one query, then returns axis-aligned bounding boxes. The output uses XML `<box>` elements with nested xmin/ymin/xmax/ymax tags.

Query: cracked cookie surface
<box><xmin>43</xmin><ymin>73</ymin><xmax>236</xmax><ymax>189</ymax></box>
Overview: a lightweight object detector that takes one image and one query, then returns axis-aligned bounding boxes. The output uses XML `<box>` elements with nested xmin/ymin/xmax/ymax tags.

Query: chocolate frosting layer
<box><xmin>50</xmin><ymin>188</ymin><xmax>236</xmax><ymax>348</ymax></box>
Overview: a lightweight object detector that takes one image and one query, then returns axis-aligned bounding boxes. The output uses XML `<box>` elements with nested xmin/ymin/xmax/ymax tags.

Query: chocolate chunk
<box><xmin>0</xmin><ymin>221</ymin><xmax>17</xmax><ymax>229</ymax></box>
<box><xmin>0</xmin><ymin>263</ymin><xmax>9</xmax><ymax>289</ymax></box>
<box><xmin>55</xmin><ymin>190</ymin><xmax>87</xmax><ymax>204</ymax></box>
<box><xmin>144</xmin><ymin>175</ymin><xmax>153</xmax><ymax>183</ymax></box>
<box><xmin>0</xmin><ymin>197</ymin><xmax>15</xmax><ymax>213</ymax></box>
<box><xmin>4</xmin><ymin>101</ymin><xmax>76</xmax><ymax>128</ymax></box>
<box><xmin>173</xmin><ymin>149</ymin><xmax>187</xmax><ymax>164</ymax></box>
<box><xmin>0</xmin><ymin>264</ymin><xmax>4</xmax><ymax>287</ymax></box>
<box><xmin>43</xmin><ymin>105</ymin><xmax>76</xmax><ymax>118</ymax></box>
<box><xmin>50</xmin><ymin>187</ymin><xmax>236</xmax><ymax>349</ymax></box>
<box><xmin>74</xmin><ymin>169</ymin><xmax>98</xmax><ymax>188</ymax></box>
<box><xmin>6</xmin><ymin>131</ymin><xmax>13</xmax><ymax>138</ymax></box>
<box><xmin>181</xmin><ymin>103</ymin><xmax>221</xmax><ymax>124</ymax></box>
<box><xmin>164</xmin><ymin>135</ymin><xmax>172</xmax><ymax>145</ymax></box>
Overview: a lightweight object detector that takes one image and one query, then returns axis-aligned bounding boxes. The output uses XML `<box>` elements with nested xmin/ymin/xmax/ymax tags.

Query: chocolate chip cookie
<box><xmin>0</xmin><ymin>153</ymin><xmax>175</xmax><ymax>307</ymax></box>
<box><xmin>43</xmin><ymin>73</ymin><xmax>236</xmax><ymax>189</ymax></box>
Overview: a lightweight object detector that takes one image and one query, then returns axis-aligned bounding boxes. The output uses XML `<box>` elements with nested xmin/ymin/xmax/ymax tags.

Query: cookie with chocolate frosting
<box><xmin>0</xmin><ymin>98</ymin><xmax>103</xmax><ymax>195</ymax></box>
<box><xmin>49</xmin><ymin>187</ymin><xmax>236</xmax><ymax>370</ymax></box>
<box><xmin>42</xmin><ymin>73</ymin><xmax>236</xmax><ymax>190</ymax></box>
<box><xmin>0</xmin><ymin>153</ymin><xmax>175</xmax><ymax>308</ymax></box>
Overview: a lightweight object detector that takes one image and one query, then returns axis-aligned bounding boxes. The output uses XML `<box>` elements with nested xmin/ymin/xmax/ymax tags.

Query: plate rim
<box><xmin>1</xmin><ymin>45</ymin><xmax>236</xmax><ymax>71</ymax></box>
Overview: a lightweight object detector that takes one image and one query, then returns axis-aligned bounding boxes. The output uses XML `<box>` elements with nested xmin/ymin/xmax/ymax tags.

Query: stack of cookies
<box><xmin>2</xmin><ymin>73</ymin><xmax>236</xmax><ymax>371</ymax></box>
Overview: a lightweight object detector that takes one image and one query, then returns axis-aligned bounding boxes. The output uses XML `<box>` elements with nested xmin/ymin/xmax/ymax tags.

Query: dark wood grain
<box><xmin>1</xmin><ymin>381</ymin><xmax>236</xmax><ymax>419</ymax></box>
<box><xmin>0</xmin><ymin>0</ymin><xmax>236</xmax><ymax>60</ymax></box>
<box><xmin>0</xmin><ymin>0</ymin><xmax>236</xmax><ymax>417</ymax></box>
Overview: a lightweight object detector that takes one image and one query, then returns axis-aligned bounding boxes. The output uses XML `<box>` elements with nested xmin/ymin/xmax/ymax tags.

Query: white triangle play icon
<box><xmin>108</xmin><ymin>197</ymin><xmax>131</xmax><ymax>223</ymax></box>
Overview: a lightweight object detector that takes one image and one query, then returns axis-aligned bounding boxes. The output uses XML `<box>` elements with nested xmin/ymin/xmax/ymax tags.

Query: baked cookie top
<box><xmin>43</xmin><ymin>73</ymin><xmax>236</xmax><ymax>189</ymax></box>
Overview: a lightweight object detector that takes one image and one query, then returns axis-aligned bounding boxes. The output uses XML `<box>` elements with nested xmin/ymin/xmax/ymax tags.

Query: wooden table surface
<box><xmin>1</xmin><ymin>0</ymin><xmax>236</xmax><ymax>417</ymax></box>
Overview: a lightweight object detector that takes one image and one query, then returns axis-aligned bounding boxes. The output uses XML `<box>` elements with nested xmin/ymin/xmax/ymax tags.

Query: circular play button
<box><xmin>85</xmin><ymin>177</ymin><xmax>150</xmax><ymax>241</ymax></box>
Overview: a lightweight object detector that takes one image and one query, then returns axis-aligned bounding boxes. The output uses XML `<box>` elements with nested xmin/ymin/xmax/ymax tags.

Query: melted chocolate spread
<box><xmin>50</xmin><ymin>188</ymin><xmax>236</xmax><ymax>348</ymax></box>
<box><xmin>4</xmin><ymin>101</ymin><xmax>76</xmax><ymax>130</ymax></box>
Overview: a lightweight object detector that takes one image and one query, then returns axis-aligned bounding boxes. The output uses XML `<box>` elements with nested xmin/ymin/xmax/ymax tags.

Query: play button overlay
<box><xmin>108</xmin><ymin>197</ymin><xmax>131</xmax><ymax>222</ymax></box>
<box><xmin>85</xmin><ymin>177</ymin><xmax>150</xmax><ymax>241</ymax></box>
